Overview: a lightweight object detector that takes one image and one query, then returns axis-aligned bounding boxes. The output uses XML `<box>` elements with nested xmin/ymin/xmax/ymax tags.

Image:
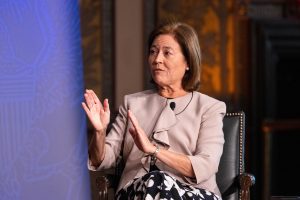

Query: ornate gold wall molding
<box><xmin>80</xmin><ymin>0</ymin><xmax>102</xmax><ymax>97</ymax></box>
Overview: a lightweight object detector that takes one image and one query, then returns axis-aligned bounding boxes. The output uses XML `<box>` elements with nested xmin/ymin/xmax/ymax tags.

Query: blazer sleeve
<box><xmin>87</xmin><ymin>96</ymin><xmax>129</xmax><ymax>171</ymax></box>
<box><xmin>187</xmin><ymin>101</ymin><xmax>226</xmax><ymax>184</ymax></box>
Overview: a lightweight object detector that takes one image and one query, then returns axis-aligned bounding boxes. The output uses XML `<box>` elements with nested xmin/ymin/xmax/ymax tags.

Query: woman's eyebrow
<box><xmin>163</xmin><ymin>46</ymin><xmax>173</xmax><ymax>50</ymax></box>
<box><xmin>151</xmin><ymin>45</ymin><xmax>173</xmax><ymax>50</ymax></box>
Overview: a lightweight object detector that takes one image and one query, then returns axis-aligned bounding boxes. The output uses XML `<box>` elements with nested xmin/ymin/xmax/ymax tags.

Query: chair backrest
<box><xmin>216</xmin><ymin>112</ymin><xmax>245</xmax><ymax>200</ymax></box>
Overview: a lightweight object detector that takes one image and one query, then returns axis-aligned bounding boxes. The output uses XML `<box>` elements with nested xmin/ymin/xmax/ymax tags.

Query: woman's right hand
<box><xmin>81</xmin><ymin>89</ymin><xmax>110</xmax><ymax>132</ymax></box>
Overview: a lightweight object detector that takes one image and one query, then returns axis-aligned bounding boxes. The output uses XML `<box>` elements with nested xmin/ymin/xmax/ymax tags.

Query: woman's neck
<box><xmin>158</xmin><ymin>86</ymin><xmax>188</xmax><ymax>98</ymax></box>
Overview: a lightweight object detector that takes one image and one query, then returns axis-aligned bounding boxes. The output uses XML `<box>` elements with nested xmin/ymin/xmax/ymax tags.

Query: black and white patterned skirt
<box><xmin>115</xmin><ymin>171</ymin><xmax>222</xmax><ymax>200</ymax></box>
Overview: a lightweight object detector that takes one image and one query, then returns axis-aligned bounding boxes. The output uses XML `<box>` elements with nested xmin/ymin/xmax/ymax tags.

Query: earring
<box><xmin>186</xmin><ymin>67</ymin><xmax>189</xmax><ymax>71</ymax></box>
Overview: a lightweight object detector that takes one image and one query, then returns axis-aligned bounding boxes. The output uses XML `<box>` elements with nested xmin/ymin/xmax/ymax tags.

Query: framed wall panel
<box><xmin>263</xmin><ymin>120</ymin><xmax>300</xmax><ymax>199</ymax></box>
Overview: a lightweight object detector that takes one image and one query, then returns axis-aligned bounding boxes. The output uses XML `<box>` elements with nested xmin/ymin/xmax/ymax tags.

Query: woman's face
<box><xmin>148</xmin><ymin>34</ymin><xmax>188</xmax><ymax>89</ymax></box>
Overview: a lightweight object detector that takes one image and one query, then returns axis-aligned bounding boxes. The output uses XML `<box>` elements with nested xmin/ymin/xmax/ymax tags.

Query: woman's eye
<box><xmin>149</xmin><ymin>49</ymin><xmax>157</xmax><ymax>55</ymax></box>
<box><xmin>164</xmin><ymin>51</ymin><xmax>172</xmax><ymax>56</ymax></box>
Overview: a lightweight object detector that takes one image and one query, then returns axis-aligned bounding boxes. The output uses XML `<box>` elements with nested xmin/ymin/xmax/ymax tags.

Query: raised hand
<box><xmin>127</xmin><ymin>110</ymin><xmax>155</xmax><ymax>154</ymax></box>
<box><xmin>82</xmin><ymin>89</ymin><xmax>110</xmax><ymax>132</ymax></box>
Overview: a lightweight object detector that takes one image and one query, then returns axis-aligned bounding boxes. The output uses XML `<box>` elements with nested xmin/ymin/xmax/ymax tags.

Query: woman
<box><xmin>83</xmin><ymin>21</ymin><xmax>226</xmax><ymax>199</ymax></box>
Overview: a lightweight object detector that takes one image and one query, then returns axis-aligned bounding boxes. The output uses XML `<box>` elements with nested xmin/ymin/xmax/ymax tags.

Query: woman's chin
<box><xmin>152</xmin><ymin>79</ymin><xmax>165</xmax><ymax>87</ymax></box>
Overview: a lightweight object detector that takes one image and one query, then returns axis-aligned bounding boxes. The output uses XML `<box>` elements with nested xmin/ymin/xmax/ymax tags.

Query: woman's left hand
<box><xmin>127</xmin><ymin>110</ymin><xmax>155</xmax><ymax>154</ymax></box>
<box><xmin>128</xmin><ymin>110</ymin><xmax>195</xmax><ymax>178</ymax></box>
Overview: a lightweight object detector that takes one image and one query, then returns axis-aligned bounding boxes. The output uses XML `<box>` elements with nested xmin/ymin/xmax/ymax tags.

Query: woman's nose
<box><xmin>154</xmin><ymin>52</ymin><xmax>163</xmax><ymax>64</ymax></box>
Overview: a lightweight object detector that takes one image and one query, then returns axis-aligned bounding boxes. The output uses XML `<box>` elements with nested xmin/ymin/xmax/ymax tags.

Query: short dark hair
<box><xmin>148</xmin><ymin>21</ymin><xmax>201</xmax><ymax>91</ymax></box>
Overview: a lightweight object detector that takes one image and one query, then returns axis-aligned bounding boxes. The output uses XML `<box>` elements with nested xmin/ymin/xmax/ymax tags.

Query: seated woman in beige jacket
<box><xmin>82</xmin><ymin>21</ymin><xmax>226</xmax><ymax>200</ymax></box>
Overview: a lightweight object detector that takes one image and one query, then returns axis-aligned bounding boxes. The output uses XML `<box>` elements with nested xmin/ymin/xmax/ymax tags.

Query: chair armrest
<box><xmin>96</xmin><ymin>157</ymin><xmax>124</xmax><ymax>199</ymax></box>
<box><xmin>239</xmin><ymin>173</ymin><xmax>256</xmax><ymax>200</ymax></box>
<box><xmin>96</xmin><ymin>174</ymin><xmax>115</xmax><ymax>200</ymax></box>
<box><xmin>96</xmin><ymin>175</ymin><xmax>110</xmax><ymax>200</ymax></box>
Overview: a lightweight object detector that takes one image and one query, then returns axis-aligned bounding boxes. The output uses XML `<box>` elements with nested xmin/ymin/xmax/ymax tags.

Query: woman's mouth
<box><xmin>153</xmin><ymin>68</ymin><xmax>164</xmax><ymax>73</ymax></box>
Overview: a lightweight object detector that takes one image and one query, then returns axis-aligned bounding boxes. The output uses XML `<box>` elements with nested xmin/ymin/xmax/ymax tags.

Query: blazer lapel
<box><xmin>151</xmin><ymin>102</ymin><xmax>177</xmax><ymax>147</ymax></box>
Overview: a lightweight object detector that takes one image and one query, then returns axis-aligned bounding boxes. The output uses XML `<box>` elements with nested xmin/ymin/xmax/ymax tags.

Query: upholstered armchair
<box><xmin>216</xmin><ymin>112</ymin><xmax>255</xmax><ymax>200</ymax></box>
<box><xmin>96</xmin><ymin>112</ymin><xmax>255</xmax><ymax>200</ymax></box>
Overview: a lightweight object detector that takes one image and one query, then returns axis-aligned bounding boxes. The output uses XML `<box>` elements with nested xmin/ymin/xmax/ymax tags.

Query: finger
<box><xmin>82</xmin><ymin>102</ymin><xmax>90</xmax><ymax>114</ymax></box>
<box><xmin>84</xmin><ymin>91</ymin><xmax>94</xmax><ymax>108</ymax></box>
<box><xmin>103</xmin><ymin>99</ymin><xmax>110</xmax><ymax>113</ymax></box>
<box><xmin>129</xmin><ymin>127</ymin><xmax>135</xmax><ymax>135</ymax></box>
<box><xmin>128</xmin><ymin>110</ymin><xmax>139</xmax><ymax>130</ymax></box>
<box><xmin>129</xmin><ymin>127</ymin><xmax>137</xmax><ymax>140</ymax></box>
<box><xmin>89</xmin><ymin>89</ymin><xmax>102</xmax><ymax>108</ymax></box>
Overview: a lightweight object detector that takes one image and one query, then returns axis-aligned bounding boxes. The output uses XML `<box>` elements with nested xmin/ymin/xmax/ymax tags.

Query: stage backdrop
<box><xmin>0</xmin><ymin>0</ymin><xmax>91</xmax><ymax>199</ymax></box>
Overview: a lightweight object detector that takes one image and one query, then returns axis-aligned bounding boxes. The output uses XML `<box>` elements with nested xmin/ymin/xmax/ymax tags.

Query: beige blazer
<box><xmin>88</xmin><ymin>89</ymin><xmax>226</xmax><ymax>196</ymax></box>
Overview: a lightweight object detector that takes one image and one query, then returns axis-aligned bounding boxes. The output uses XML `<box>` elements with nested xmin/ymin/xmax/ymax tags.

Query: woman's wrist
<box><xmin>149</xmin><ymin>145</ymin><xmax>160</xmax><ymax>166</ymax></box>
<box><xmin>95</xmin><ymin>128</ymin><xmax>106</xmax><ymax>135</ymax></box>
<box><xmin>150</xmin><ymin>145</ymin><xmax>160</xmax><ymax>157</ymax></box>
